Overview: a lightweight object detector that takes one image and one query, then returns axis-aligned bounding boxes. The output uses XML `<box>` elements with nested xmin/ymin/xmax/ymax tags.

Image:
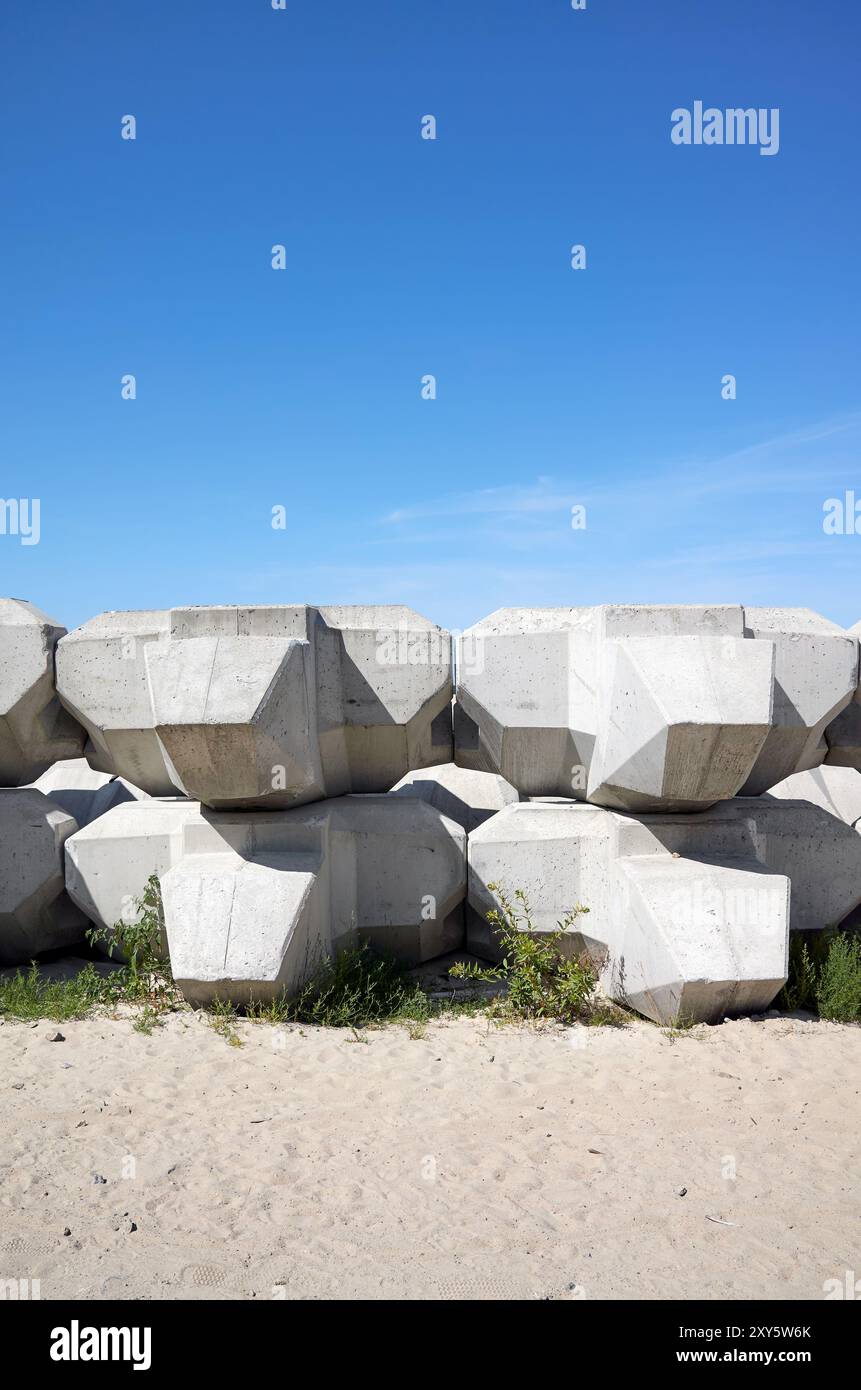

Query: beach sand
<box><xmin>1</xmin><ymin>1008</ymin><xmax>859</xmax><ymax>1301</ymax></box>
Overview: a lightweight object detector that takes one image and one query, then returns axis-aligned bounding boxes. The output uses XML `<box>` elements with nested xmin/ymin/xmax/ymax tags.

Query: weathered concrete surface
<box><xmin>825</xmin><ymin>619</ymin><xmax>861</xmax><ymax>770</ymax></box>
<box><xmin>0</xmin><ymin>788</ymin><xmax>89</xmax><ymax>964</ymax></box>
<box><xmin>30</xmin><ymin>758</ymin><xmax>148</xmax><ymax>829</ymax></box>
<box><xmin>765</xmin><ymin>764</ymin><xmax>861</xmax><ymax>831</ymax></box>
<box><xmin>66</xmin><ymin>796</ymin><xmax>466</xmax><ymax>1003</ymax></box>
<box><xmin>456</xmin><ymin>606</ymin><xmax>774</xmax><ymax>810</ymax></box>
<box><xmin>0</xmin><ymin>599</ymin><xmax>85</xmax><ymax>785</ymax></box>
<box><xmin>390</xmin><ymin>762</ymin><xmax>519</xmax><ymax>833</ymax></box>
<box><xmin>456</xmin><ymin>605</ymin><xmax>857</xmax><ymax>808</ymax></box>
<box><xmin>467</xmin><ymin>795</ymin><xmax>861</xmax><ymax>1024</ymax></box>
<box><xmin>57</xmin><ymin>606</ymin><xmax>452</xmax><ymax>808</ymax></box>
<box><xmin>739</xmin><ymin>608</ymin><xmax>858</xmax><ymax>793</ymax></box>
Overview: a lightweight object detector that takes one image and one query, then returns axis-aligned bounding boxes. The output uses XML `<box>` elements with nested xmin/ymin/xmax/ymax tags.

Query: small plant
<box><xmin>282</xmin><ymin>943</ymin><xmax>431</xmax><ymax>1030</ymax></box>
<box><xmin>449</xmin><ymin>884</ymin><xmax>619</xmax><ymax>1026</ymax></box>
<box><xmin>816</xmin><ymin>932</ymin><xmax>861</xmax><ymax>1023</ymax></box>
<box><xmin>86</xmin><ymin>874</ymin><xmax>170</xmax><ymax>1003</ymax></box>
<box><xmin>780</xmin><ymin>935</ymin><xmax>820</xmax><ymax>1013</ymax></box>
<box><xmin>779</xmin><ymin>929</ymin><xmax>861</xmax><ymax>1023</ymax></box>
<box><xmin>0</xmin><ymin>960</ymin><xmax>113</xmax><ymax>1022</ymax></box>
<box><xmin>208</xmin><ymin>997</ymin><xmax>244</xmax><ymax>1046</ymax></box>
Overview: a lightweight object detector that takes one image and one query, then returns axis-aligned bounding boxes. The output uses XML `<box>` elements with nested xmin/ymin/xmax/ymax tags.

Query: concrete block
<box><xmin>456</xmin><ymin>606</ymin><xmax>773</xmax><ymax>811</ymax></box>
<box><xmin>0</xmin><ymin>599</ymin><xmax>85</xmax><ymax>785</ymax></box>
<box><xmin>0</xmin><ymin>788</ymin><xmax>89</xmax><ymax>963</ymax></box>
<box><xmin>30</xmin><ymin>758</ymin><xmax>148</xmax><ymax>829</ymax></box>
<box><xmin>65</xmin><ymin>795</ymin><xmax>466</xmax><ymax>1002</ymax></box>
<box><xmin>57</xmin><ymin>605</ymin><xmax>452</xmax><ymax>808</ymax></box>
<box><xmin>467</xmin><ymin>794</ymin><xmax>861</xmax><ymax>1023</ymax></box>
<box><xmin>456</xmin><ymin>604</ymin><xmax>858</xmax><ymax>809</ymax></box>
<box><xmin>765</xmin><ymin>764</ymin><xmax>861</xmax><ymax>830</ymax></box>
<box><xmin>825</xmin><ymin>619</ymin><xmax>861</xmax><ymax>769</ymax></box>
<box><xmin>390</xmin><ymin>762</ymin><xmax>519</xmax><ymax>833</ymax></box>
<box><xmin>740</xmin><ymin>608</ymin><xmax>858</xmax><ymax>792</ymax></box>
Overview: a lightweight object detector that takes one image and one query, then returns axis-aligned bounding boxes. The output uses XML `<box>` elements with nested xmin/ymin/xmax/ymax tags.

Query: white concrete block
<box><xmin>390</xmin><ymin>762</ymin><xmax>519</xmax><ymax>833</ymax></box>
<box><xmin>30</xmin><ymin>758</ymin><xmax>148</xmax><ymax>829</ymax></box>
<box><xmin>65</xmin><ymin>795</ymin><xmax>466</xmax><ymax>1002</ymax></box>
<box><xmin>0</xmin><ymin>788</ymin><xmax>89</xmax><ymax>963</ymax></box>
<box><xmin>467</xmin><ymin>794</ymin><xmax>861</xmax><ymax>1024</ymax></box>
<box><xmin>0</xmin><ymin>599</ymin><xmax>85</xmax><ymax>785</ymax></box>
<box><xmin>57</xmin><ymin>605</ymin><xmax>452</xmax><ymax>808</ymax></box>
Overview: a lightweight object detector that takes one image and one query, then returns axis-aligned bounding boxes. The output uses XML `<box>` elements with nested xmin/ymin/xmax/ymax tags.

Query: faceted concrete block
<box><xmin>57</xmin><ymin>605</ymin><xmax>452</xmax><ymax>808</ymax></box>
<box><xmin>54</xmin><ymin>609</ymin><xmax>176</xmax><ymax>794</ymax></box>
<box><xmin>468</xmin><ymin>795</ymin><xmax>861</xmax><ymax>1024</ymax></box>
<box><xmin>30</xmin><ymin>758</ymin><xmax>148</xmax><ymax>829</ymax></box>
<box><xmin>456</xmin><ymin>606</ymin><xmax>774</xmax><ymax>811</ymax></box>
<box><xmin>0</xmin><ymin>599</ymin><xmax>85</xmax><ymax>785</ymax></box>
<box><xmin>765</xmin><ymin>764</ymin><xmax>861</xmax><ymax>831</ymax></box>
<box><xmin>390</xmin><ymin>762</ymin><xmax>519</xmax><ymax>833</ymax></box>
<box><xmin>66</xmin><ymin>795</ymin><xmax>466</xmax><ymax>1002</ymax></box>
<box><xmin>456</xmin><ymin>605</ymin><xmax>858</xmax><ymax>810</ymax></box>
<box><xmin>739</xmin><ymin>609</ymin><xmax>858</xmax><ymax>792</ymax></box>
<box><xmin>64</xmin><ymin>799</ymin><xmax>200</xmax><ymax>933</ymax></box>
<box><xmin>825</xmin><ymin>619</ymin><xmax>861</xmax><ymax>770</ymax></box>
<box><xmin>0</xmin><ymin>788</ymin><xmax>89</xmax><ymax>964</ymax></box>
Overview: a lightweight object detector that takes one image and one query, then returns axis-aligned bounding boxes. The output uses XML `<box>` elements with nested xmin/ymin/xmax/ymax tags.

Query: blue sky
<box><xmin>1</xmin><ymin>0</ymin><xmax>859</xmax><ymax>634</ymax></box>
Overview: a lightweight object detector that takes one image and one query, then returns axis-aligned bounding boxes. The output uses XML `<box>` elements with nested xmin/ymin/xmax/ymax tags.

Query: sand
<box><xmin>1</xmin><ymin>1007</ymin><xmax>859</xmax><ymax>1301</ymax></box>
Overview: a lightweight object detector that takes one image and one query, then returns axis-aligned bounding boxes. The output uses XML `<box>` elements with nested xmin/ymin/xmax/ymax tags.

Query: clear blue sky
<box><xmin>2</xmin><ymin>0</ymin><xmax>859</xmax><ymax>634</ymax></box>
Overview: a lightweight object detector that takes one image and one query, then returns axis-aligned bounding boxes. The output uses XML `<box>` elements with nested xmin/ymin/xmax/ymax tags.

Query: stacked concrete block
<box><xmin>455</xmin><ymin>605</ymin><xmax>857</xmax><ymax>810</ymax></box>
<box><xmin>467</xmin><ymin>797</ymin><xmax>861</xmax><ymax>1024</ymax></box>
<box><xmin>6</xmin><ymin>591</ymin><xmax>861</xmax><ymax>1025</ymax></box>
<box><xmin>0</xmin><ymin>603</ymin><xmax>91</xmax><ymax>962</ymax></box>
<box><xmin>29</xmin><ymin>758</ymin><xmax>149</xmax><ymax>829</ymax></box>
<box><xmin>65</xmin><ymin>796</ymin><xmax>466</xmax><ymax>1003</ymax></box>
<box><xmin>56</xmin><ymin>605</ymin><xmax>452</xmax><ymax>808</ymax></box>
<box><xmin>738</xmin><ymin>608</ymin><xmax>859</xmax><ymax>792</ymax></box>
<box><xmin>0</xmin><ymin>599</ymin><xmax>85</xmax><ymax>785</ymax></box>
<box><xmin>390</xmin><ymin>763</ymin><xmax>519</xmax><ymax>833</ymax></box>
<box><xmin>0</xmin><ymin>788</ymin><xmax>89</xmax><ymax>964</ymax></box>
<box><xmin>824</xmin><ymin>619</ymin><xmax>861</xmax><ymax>769</ymax></box>
<box><xmin>765</xmin><ymin>764</ymin><xmax>861</xmax><ymax>832</ymax></box>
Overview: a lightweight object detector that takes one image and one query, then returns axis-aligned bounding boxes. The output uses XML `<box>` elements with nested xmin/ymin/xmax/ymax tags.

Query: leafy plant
<box><xmin>815</xmin><ymin>932</ymin><xmax>861</xmax><ymax>1023</ymax></box>
<box><xmin>86</xmin><ymin>874</ymin><xmax>170</xmax><ymax>1002</ymax></box>
<box><xmin>449</xmin><ymin>883</ymin><xmax>619</xmax><ymax>1025</ymax></box>
<box><xmin>780</xmin><ymin>929</ymin><xmax>861</xmax><ymax>1023</ymax></box>
<box><xmin>277</xmin><ymin>942</ymin><xmax>431</xmax><ymax>1030</ymax></box>
<box><xmin>0</xmin><ymin>960</ymin><xmax>114</xmax><ymax>1022</ymax></box>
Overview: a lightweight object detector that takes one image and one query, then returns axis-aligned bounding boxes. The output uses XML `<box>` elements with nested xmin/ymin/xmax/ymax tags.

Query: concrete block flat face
<box><xmin>58</xmin><ymin>605</ymin><xmax>452</xmax><ymax>810</ymax></box>
<box><xmin>728</xmin><ymin>797</ymin><xmax>861</xmax><ymax>931</ymax></box>
<box><xmin>457</xmin><ymin>606</ymin><xmax>775</xmax><ymax>809</ymax></box>
<box><xmin>467</xmin><ymin>802</ymin><xmax>612</xmax><ymax>962</ymax></box>
<box><xmin>64</xmin><ymin>799</ymin><xmax>199</xmax><ymax>932</ymax></box>
<box><xmin>588</xmin><ymin>636</ymin><xmax>772</xmax><ymax>812</ymax></box>
<box><xmin>0</xmin><ymin>599</ymin><xmax>85</xmax><ymax>785</ymax></box>
<box><xmin>55</xmin><ymin>610</ymin><xmax>176</xmax><ymax>794</ymax></box>
<box><xmin>147</xmin><ymin>635</ymin><xmax>325</xmax><ymax>808</ymax></box>
<box><xmin>319</xmin><ymin>605</ymin><xmax>453</xmax><ymax>789</ymax></box>
<box><xmin>333</xmin><ymin>796</ymin><xmax>466</xmax><ymax>962</ymax></box>
<box><xmin>824</xmin><ymin>622</ymin><xmax>861</xmax><ymax>770</ymax></box>
<box><xmin>390</xmin><ymin>762</ymin><xmax>519</xmax><ymax>833</ymax></box>
<box><xmin>611</xmin><ymin>857</ymin><xmax>789</xmax><ymax>1024</ymax></box>
<box><xmin>765</xmin><ymin>766</ymin><xmax>861</xmax><ymax>830</ymax></box>
<box><xmin>163</xmin><ymin>851</ymin><xmax>326</xmax><ymax>1006</ymax></box>
<box><xmin>740</xmin><ymin>608</ymin><xmax>859</xmax><ymax>793</ymax></box>
<box><xmin>30</xmin><ymin>758</ymin><xmax>149</xmax><ymax>829</ymax></box>
<box><xmin>0</xmin><ymin>788</ymin><xmax>88</xmax><ymax>963</ymax></box>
